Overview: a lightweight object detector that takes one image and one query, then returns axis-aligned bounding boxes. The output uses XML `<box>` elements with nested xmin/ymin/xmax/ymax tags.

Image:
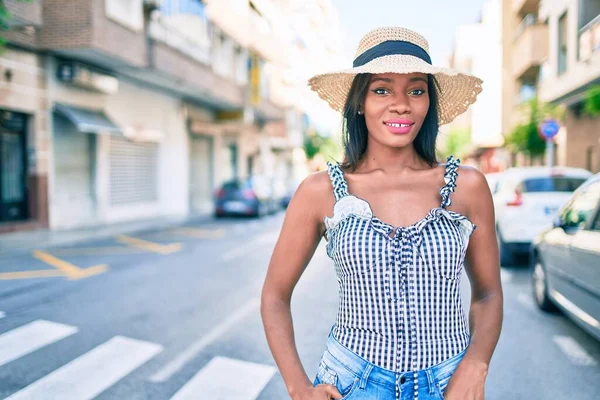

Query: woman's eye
<box><xmin>410</xmin><ymin>89</ymin><xmax>426</xmax><ymax>96</ymax></box>
<box><xmin>372</xmin><ymin>88</ymin><xmax>390</xmax><ymax>95</ymax></box>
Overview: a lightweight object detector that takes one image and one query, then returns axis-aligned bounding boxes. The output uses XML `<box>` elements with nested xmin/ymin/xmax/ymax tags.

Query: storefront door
<box><xmin>0</xmin><ymin>111</ymin><xmax>28</xmax><ymax>222</ymax></box>
<box><xmin>189</xmin><ymin>135</ymin><xmax>213</xmax><ymax>213</ymax></box>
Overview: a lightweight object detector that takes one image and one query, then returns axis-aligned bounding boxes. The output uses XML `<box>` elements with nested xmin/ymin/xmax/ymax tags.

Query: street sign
<box><xmin>539</xmin><ymin>119</ymin><xmax>560</xmax><ymax>140</ymax></box>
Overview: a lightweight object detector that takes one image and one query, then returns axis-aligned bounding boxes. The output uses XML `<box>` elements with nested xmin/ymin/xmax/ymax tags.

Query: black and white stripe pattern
<box><xmin>324</xmin><ymin>157</ymin><xmax>473</xmax><ymax>400</ymax></box>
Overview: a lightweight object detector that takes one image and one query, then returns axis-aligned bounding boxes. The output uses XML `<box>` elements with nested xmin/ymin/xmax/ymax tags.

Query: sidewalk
<box><xmin>0</xmin><ymin>214</ymin><xmax>213</xmax><ymax>255</ymax></box>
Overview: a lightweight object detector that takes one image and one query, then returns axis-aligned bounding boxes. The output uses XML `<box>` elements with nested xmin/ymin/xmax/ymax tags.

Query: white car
<box><xmin>493</xmin><ymin>166</ymin><xmax>592</xmax><ymax>265</ymax></box>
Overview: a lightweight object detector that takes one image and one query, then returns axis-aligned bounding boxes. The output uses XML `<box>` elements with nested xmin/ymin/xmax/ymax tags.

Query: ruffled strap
<box><xmin>326</xmin><ymin>162</ymin><xmax>349</xmax><ymax>201</ymax></box>
<box><xmin>439</xmin><ymin>156</ymin><xmax>460</xmax><ymax>208</ymax></box>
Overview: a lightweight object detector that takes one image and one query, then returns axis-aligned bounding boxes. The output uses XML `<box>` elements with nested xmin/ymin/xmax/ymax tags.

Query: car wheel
<box><xmin>497</xmin><ymin>228</ymin><xmax>514</xmax><ymax>266</ymax></box>
<box><xmin>255</xmin><ymin>203</ymin><xmax>267</xmax><ymax>218</ymax></box>
<box><xmin>531</xmin><ymin>257</ymin><xmax>557</xmax><ymax>312</ymax></box>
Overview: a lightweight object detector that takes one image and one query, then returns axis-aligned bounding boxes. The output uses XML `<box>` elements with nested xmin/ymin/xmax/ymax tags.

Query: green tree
<box><xmin>504</xmin><ymin>97</ymin><xmax>563</xmax><ymax>162</ymax></box>
<box><xmin>439</xmin><ymin>128</ymin><xmax>471</xmax><ymax>160</ymax></box>
<box><xmin>0</xmin><ymin>1</ymin><xmax>32</xmax><ymax>52</ymax></box>
<box><xmin>583</xmin><ymin>85</ymin><xmax>600</xmax><ymax>117</ymax></box>
<box><xmin>303</xmin><ymin>130</ymin><xmax>342</xmax><ymax>162</ymax></box>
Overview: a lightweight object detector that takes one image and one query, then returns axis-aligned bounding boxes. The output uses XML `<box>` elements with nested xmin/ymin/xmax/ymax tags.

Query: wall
<box><xmin>564</xmin><ymin>110</ymin><xmax>600</xmax><ymax>172</ymax></box>
<box><xmin>0</xmin><ymin>48</ymin><xmax>49</xmax><ymax>230</ymax></box>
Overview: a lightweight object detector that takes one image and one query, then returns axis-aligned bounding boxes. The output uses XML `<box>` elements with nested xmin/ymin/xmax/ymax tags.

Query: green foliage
<box><xmin>504</xmin><ymin>97</ymin><xmax>562</xmax><ymax>160</ymax></box>
<box><xmin>303</xmin><ymin>130</ymin><xmax>342</xmax><ymax>162</ymax></box>
<box><xmin>439</xmin><ymin>128</ymin><xmax>471</xmax><ymax>160</ymax></box>
<box><xmin>0</xmin><ymin>1</ymin><xmax>33</xmax><ymax>53</ymax></box>
<box><xmin>583</xmin><ymin>85</ymin><xmax>600</xmax><ymax>117</ymax></box>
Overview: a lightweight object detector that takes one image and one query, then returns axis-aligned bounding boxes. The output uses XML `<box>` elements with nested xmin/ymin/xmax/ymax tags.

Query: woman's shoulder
<box><xmin>452</xmin><ymin>164</ymin><xmax>493</xmax><ymax>217</ymax></box>
<box><xmin>291</xmin><ymin>170</ymin><xmax>335</xmax><ymax>209</ymax></box>
<box><xmin>455</xmin><ymin>164</ymin><xmax>488</xmax><ymax>192</ymax></box>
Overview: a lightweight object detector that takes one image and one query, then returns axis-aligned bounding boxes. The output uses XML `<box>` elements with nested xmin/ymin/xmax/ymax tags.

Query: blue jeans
<box><xmin>313</xmin><ymin>332</ymin><xmax>466</xmax><ymax>399</ymax></box>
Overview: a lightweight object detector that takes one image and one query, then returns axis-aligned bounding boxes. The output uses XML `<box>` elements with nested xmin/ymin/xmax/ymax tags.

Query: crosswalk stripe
<box><xmin>553</xmin><ymin>336</ymin><xmax>598</xmax><ymax>367</ymax></box>
<box><xmin>169</xmin><ymin>356</ymin><xmax>276</xmax><ymax>400</ymax></box>
<box><xmin>0</xmin><ymin>320</ymin><xmax>78</xmax><ymax>367</ymax></box>
<box><xmin>7</xmin><ymin>336</ymin><xmax>163</xmax><ymax>400</ymax></box>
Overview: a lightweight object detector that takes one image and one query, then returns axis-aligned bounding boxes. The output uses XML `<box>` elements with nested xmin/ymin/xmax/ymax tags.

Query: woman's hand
<box><xmin>443</xmin><ymin>358</ymin><xmax>488</xmax><ymax>400</ymax></box>
<box><xmin>291</xmin><ymin>383</ymin><xmax>343</xmax><ymax>400</ymax></box>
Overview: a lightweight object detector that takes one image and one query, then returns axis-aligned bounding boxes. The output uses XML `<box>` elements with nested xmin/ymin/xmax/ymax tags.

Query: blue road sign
<box><xmin>539</xmin><ymin>119</ymin><xmax>560</xmax><ymax>139</ymax></box>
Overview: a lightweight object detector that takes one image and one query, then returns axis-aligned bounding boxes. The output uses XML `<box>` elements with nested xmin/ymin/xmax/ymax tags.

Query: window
<box><xmin>578</xmin><ymin>0</ymin><xmax>600</xmax><ymax>30</ymax></box>
<box><xmin>592</xmin><ymin>208</ymin><xmax>600</xmax><ymax>231</ymax></box>
<box><xmin>558</xmin><ymin>12</ymin><xmax>568</xmax><ymax>75</ymax></box>
<box><xmin>518</xmin><ymin>81</ymin><xmax>537</xmax><ymax>103</ymax></box>
<box><xmin>521</xmin><ymin>177</ymin><xmax>588</xmax><ymax>193</ymax></box>
<box><xmin>560</xmin><ymin>181</ymin><xmax>600</xmax><ymax>230</ymax></box>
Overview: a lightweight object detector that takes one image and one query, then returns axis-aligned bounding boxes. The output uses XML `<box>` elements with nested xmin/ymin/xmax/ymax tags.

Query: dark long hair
<box><xmin>340</xmin><ymin>73</ymin><xmax>440</xmax><ymax>171</ymax></box>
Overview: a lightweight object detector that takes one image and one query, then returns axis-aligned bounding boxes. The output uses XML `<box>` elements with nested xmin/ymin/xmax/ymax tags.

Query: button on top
<box><xmin>400</xmin><ymin>376</ymin><xmax>406</xmax><ymax>384</ymax></box>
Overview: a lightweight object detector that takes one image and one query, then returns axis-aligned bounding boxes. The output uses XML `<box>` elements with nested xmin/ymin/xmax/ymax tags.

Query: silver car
<box><xmin>531</xmin><ymin>173</ymin><xmax>600</xmax><ymax>341</ymax></box>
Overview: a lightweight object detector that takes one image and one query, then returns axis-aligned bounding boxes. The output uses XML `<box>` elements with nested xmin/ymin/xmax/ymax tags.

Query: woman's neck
<box><xmin>359</xmin><ymin>142</ymin><xmax>431</xmax><ymax>173</ymax></box>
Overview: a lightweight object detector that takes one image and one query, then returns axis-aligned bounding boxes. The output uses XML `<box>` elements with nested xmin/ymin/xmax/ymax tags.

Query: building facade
<box><xmin>502</xmin><ymin>0</ymin><xmax>600</xmax><ymax>172</ymax></box>
<box><xmin>0</xmin><ymin>0</ymin><xmax>343</xmax><ymax>233</ymax></box>
<box><xmin>538</xmin><ymin>0</ymin><xmax>600</xmax><ymax>173</ymax></box>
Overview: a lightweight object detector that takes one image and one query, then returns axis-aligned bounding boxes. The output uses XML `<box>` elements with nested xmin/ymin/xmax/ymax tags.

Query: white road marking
<box><xmin>149</xmin><ymin>298</ymin><xmax>261</xmax><ymax>383</ymax></box>
<box><xmin>500</xmin><ymin>269</ymin><xmax>513</xmax><ymax>283</ymax></box>
<box><xmin>553</xmin><ymin>336</ymin><xmax>598</xmax><ymax>367</ymax></box>
<box><xmin>0</xmin><ymin>311</ymin><xmax>5</xmax><ymax>319</ymax></box>
<box><xmin>7</xmin><ymin>336</ymin><xmax>163</xmax><ymax>400</ymax></box>
<box><xmin>169</xmin><ymin>356</ymin><xmax>276</xmax><ymax>400</ymax></box>
<box><xmin>517</xmin><ymin>292</ymin><xmax>535</xmax><ymax>309</ymax></box>
<box><xmin>219</xmin><ymin>231</ymin><xmax>278</xmax><ymax>263</ymax></box>
<box><xmin>0</xmin><ymin>320</ymin><xmax>78</xmax><ymax>367</ymax></box>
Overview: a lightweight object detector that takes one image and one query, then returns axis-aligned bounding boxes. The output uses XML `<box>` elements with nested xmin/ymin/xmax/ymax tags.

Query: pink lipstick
<box><xmin>383</xmin><ymin>119</ymin><xmax>414</xmax><ymax>135</ymax></box>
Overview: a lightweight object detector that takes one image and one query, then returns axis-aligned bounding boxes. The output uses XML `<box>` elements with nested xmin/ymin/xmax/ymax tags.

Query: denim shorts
<box><xmin>313</xmin><ymin>332</ymin><xmax>466</xmax><ymax>400</ymax></box>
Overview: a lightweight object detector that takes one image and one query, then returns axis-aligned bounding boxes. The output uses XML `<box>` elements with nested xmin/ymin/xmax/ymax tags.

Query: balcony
<box><xmin>512</xmin><ymin>22</ymin><xmax>548</xmax><ymax>79</ymax></box>
<box><xmin>4</xmin><ymin>0</ymin><xmax>42</xmax><ymax>27</ymax></box>
<box><xmin>512</xmin><ymin>0</ymin><xmax>540</xmax><ymax>15</ymax></box>
<box><xmin>39</xmin><ymin>0</ymin><xmax>147</xmax><ymax>69</ymax></box>
<box><xmin>579</xmin><ymin>14</ymin><xmax>600</xmax><ymax>62</ymax></box>
<box><xmin>539</xmin><ymin>12</ymin><xmax>600</xmax><ymax>103</ymax></box>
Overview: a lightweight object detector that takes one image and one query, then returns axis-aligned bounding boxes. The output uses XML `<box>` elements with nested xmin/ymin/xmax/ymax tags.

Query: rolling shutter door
<box><xmin>109</xmin><ymin>136</ymin><xmax>158</xmax><ymax>205</ymax></box>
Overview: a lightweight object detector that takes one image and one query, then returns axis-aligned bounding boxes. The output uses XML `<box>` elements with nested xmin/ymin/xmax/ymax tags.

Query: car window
<box><xmin>592</xmin><ymin>208</ymin><xmax>600</xmax><ymax>232</ymax></box>
<box><xmin>560</xmin><ymin>181</ymin><xmax>600</xmax><ymax>230</ymax></box>
<box><xmin>222</xmin><ymin>180</ymin><xmax>240</xmax><ymax>190</ymax></box>
<box><xmin>521</xmin><ymin>177</ymin><xmax>587</xmax><ymax>193</ymax></box>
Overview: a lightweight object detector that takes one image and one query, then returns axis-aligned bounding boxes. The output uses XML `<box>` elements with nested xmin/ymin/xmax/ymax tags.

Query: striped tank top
<box><xmin>324</xmin><ymin>157</ymin><xmax>475</xmax><ymax>397</ymax></box>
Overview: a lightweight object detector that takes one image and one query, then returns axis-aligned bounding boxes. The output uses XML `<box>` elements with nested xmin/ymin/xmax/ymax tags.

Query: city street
<box><xmin>0</xmin><ymin>213</ymin><xmax>599</xmax><ymax>400</ymax></box>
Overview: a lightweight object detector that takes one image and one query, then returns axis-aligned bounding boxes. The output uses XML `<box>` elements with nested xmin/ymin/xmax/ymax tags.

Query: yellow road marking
<box><xmin>32</xmin><ymin>250</ymin><xmax>108</xmax><ymax>280</ymax></box>
<box><xmin>71</xmin><ymin>264</ymin><xmax>108</xmax><ymax>280</ymax></box>
<box><xmin>0</xmin><ymin>264</ymin><xmax>108</xmax><ymax>281</ymax></box>
<box><xmin>166</xmin><ymin>228</ymin><xmax>225</xmax><ymax>239</ymax></box>
<box><xmin>0</xmin><ymin>269</ymin><xmax>65</xmax><ymax>280</ymax></box>
<box><xmin>116</xmin><ymin>235</ymin><xmax>182</xmax><ymax>255</ymax></box>
<box><xmin>50</xmin><ymin>247</ymin><xmax>147</xmax><ymax>256</ymax></box>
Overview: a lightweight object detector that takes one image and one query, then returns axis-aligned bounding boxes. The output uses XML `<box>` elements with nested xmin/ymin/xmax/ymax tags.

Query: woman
<box><xmin>261</xmin><ymin>27</ymin><xmax>503</xmax><ymax>400</ymax></box>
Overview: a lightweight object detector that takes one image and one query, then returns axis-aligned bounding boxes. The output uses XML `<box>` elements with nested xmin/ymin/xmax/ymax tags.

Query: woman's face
<box><xmin>362</xmin><ymin>72</ymin><xmax>430</xmax><ymax>150</ymax></box>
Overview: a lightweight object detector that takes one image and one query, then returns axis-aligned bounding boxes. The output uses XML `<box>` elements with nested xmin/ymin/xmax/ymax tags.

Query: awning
<box><xmin>53</xmin><ymin>103</ymin><xmax>123</xmax><ymax>136</ymax></box>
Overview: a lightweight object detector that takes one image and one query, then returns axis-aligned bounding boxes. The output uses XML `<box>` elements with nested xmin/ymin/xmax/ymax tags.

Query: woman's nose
<box><xmin>388</xmin><ymin>93</ymin><xmax>411</xmax><ymax>114</ymax></box>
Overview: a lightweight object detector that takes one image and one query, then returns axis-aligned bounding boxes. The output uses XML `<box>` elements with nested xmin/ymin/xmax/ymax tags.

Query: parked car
<box><xmin>530</xmin><ymin>173</ymin><xmax>600</xmax><ymax>341</ymax></box>
<box><xmin>214</xmin><ymin>176</ymin><xmax>280</xmax><ymax>218</ymax></box>
<box><xmin>484</xmin><ymin>172</ymin><xmax>504</xmax><ymax>195</ymax></box>
<box><xmin>281</xmin><ymin>178</ymin><xmax>302</xmax><ymax>209</ymax></box>
<box><xmin>493</xmin><ymin>166</ymin><xmax>592</xmax><ymax>265</ymax></box>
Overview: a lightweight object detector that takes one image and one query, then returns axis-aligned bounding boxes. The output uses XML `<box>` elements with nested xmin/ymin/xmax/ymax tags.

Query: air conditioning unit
<box><xmin>56</xmin><ymin>61</ymin><xmax>119</xmax><ymax>95</ymax></box>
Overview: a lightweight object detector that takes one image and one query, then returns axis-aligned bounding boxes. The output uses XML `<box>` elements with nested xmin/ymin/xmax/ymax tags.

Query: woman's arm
<box><xmin>447</xmin><ymin>167</ymin><xmax>504</xmax><ymax>400</ymax></box>
<box><xmin>260</xmin><ymin>172</ymin><xmax>340</xmax><ymax>400</ymax></box>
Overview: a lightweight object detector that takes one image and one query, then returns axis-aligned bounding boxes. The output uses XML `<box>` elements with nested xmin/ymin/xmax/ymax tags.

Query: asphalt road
<box><xmin>0</xmin><ymin>212</ymin><xmax>598</xmax><ymax>399</ymax></box>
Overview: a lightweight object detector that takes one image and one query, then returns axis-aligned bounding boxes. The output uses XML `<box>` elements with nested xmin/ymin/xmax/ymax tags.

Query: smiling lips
<box><xmin>384</xmin><ymin>119</ymin><xmax>414</xmax><ymax>135</ymax></box>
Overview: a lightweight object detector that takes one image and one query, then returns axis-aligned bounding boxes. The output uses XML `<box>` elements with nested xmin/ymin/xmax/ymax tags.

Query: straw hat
<box><xmin>308</xmin><ymin>27</ymin><xmax>483</xmax><ymax>126</ymax></box>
